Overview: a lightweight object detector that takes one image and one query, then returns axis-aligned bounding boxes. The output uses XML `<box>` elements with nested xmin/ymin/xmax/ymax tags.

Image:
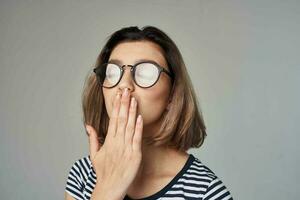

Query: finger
<box><xmin>132</xmin><ymin>115</ymin><xmax>143</xmax><ymax>152</ymax></box>
<box><xmin>105</xmin><ymin>92</ymin><xmax>121</xmax><ymax>142</ymax></box>
<box><xmin>116</xmin><ymin>88</ymin><xmax>130</xmax><ymax>140</ymax></box>
<box><xmin>124</xmin><ymin>97</ymin><xmax>137</xmax><ymax>145</ymax></box>
<box><xmin>86</xmin><ymin>125</ymin><xmax>100</xmax><ymax>160</ymax></box>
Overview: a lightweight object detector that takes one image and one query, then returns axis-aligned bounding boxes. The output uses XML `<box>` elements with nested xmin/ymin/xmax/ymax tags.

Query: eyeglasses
<box><xmin>93</xmin><ymin>60</ymin><xmax>174</xmax><ymax>88</ymax></box>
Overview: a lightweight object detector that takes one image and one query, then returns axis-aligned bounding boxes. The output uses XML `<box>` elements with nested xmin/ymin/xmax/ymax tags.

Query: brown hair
<box><xmin>82</xmin><ymin>26</ymin><xmax>207</xmax><ymax>152</ymax></box>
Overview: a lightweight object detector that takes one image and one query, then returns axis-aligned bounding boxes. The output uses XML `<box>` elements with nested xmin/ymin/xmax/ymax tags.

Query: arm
<box><xmin>65</xmin><ymin>192</ymin><xmax>76</xmax><ymax>200</ymax></box>
<box><xmin>203</xmin><ymin>176</ymin><xmax>233</xmax><ymax>200</ymax></box>
<box><xmin>90</xmin><ymin>183</ymin><xmax>124</xmax><ymax>200</ymax></box>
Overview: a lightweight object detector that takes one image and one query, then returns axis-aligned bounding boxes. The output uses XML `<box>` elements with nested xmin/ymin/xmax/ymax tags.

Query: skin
<box><xmin>103</xmin><ymin>40</ymin><xmax>172</xmax><ymax>137</ymax></box>
<box><xmin>65</xmin><ymin>41</ymin><xmax>189</xmax><ymax>200</ymax></box>
<box><xmin>102</xmin><ymin>41</ymin><xmax>189</xmax><ymax>198</ymax></box>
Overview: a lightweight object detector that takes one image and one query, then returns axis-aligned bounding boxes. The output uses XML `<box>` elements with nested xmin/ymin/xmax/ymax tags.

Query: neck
<box><xmin>130</xmin><ymin>114</ymin><xmax>189</xmax><ymax>180</ymax></box>
<box><xmin>133</xmin><ymin>139</ymin><xmax>188</xmax><ymax>179</ymax></box>
<box><xmin>138</xmin><ymin>143</ymin><xmax>171</xmax><ymax>175</ymax></box>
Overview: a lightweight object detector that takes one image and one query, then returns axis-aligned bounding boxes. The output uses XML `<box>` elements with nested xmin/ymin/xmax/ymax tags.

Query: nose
<box><xmin>118</xmin><ymin>65</ymin><xmax>134</xmax><ymax>93</ymax></box>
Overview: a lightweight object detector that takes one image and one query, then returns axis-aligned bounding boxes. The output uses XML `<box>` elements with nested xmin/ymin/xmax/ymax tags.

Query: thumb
<box><xmin>86</xmin><ymin>124</ymin><xmax>100</xmax><ymax>160</ymax></box>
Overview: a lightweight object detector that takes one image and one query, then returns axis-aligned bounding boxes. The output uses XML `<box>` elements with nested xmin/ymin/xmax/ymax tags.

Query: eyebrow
<box><xmin>108</xmin><ymin>58</ymin><xmax>162</xmax><ymax>66</ymax></box>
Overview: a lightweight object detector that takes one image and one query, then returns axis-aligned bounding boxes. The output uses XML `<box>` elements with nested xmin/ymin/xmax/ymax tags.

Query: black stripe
<box><xmin>79</xmin><ymin>159</ymin><xmax>89</xmax><ymax>178</ymax></box>
<box><xmin>90</xmin><ymin>177</ymin><xmax>96</xmax><ymax>185</ymax></box>
<box><xmin>171</xmin><ymin>185</ymin><xmax>207</xmax><ymax>195</ymax></box>
<box><xmin>86</xmin><ymin>182</ymin><xmax>95</xmax><ymax>191</ymax></box>
<box><xmin>69</xmin><ymin>171</ymin><xmax>84</xmax><ymax>189</ymax></box>
<box><xmin>169</xmin><ymin>186</ymin><xmax>203</xmax><ymax>194</ymax></box>
<box><xmin>206</xmin><ymin>178</ymin><xmax>223</xmax><ymax>193</ymax></box>
<box><xmin>204</xmin><ymin>185</ymin><xmax>227</xmax><ymax>199</ymax></box>
<box><xmin>68</xmin><ymin>176</ymin><xmax>84</xmax><ymax>190</ymax></box>
<box><xmin>84</xmin><ymin>186</ymin><xmax>92</xmax><ymax>195</ymax></box>
<box><xmin>125</xmin><ymin>154</ymin><xmax>195</xmax><ymax>200</ymax></box>
<box><xmin>215</xmin><ymin>191</ymin><xmax>232</xmax><ymax>200</ymax></box>
<box><xmin>91</xmin><ymin>171</ymin><xmax>97</xmax><ymax>179</ymax></box>
<box><xmin>66</xmin><ymin>154</ymin><xmax>233</xmax><ymax>200</ymax></box>
<box><xmin>163</xmin><ymin>193</ymin><xmax>199</xmax><ymax>199</ymax></box>
<box><xmin>75</xmin><ymin>162</ymin><xmax>87</xmax><ymax>182</ymax></box>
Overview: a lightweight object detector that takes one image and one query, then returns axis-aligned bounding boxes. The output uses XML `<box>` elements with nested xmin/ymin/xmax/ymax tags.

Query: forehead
<box><xmin>109</xmin><ymin>41</ymin><xmax>168</xmax><ymax>68</ymax></box>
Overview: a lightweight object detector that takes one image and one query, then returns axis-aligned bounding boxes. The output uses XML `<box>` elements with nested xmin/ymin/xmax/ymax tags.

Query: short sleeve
<box><xmin>65</xmin><ymin>160</ymin><xmax>85</xmax><ymax>200</ymax></box>
<box><xmin>203</xmin><ymin>176</ymin><xmax>233</xmax><ymax>200</ymax></box>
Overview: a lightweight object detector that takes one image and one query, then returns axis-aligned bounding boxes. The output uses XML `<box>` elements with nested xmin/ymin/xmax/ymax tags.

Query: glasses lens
<box><xmin>95</xmin><ymin>62</ymin><xmax>161</xmax><ymax>88</ymax></box>
<box><xmin>97</xmin><ymin>63</ymin><xmax>121</xmax><ymax>87</ymax></box>
<box><xmin>135</xmin><ymin>63</ymin><xmax>159</xmax><ymax>87</ymax></box>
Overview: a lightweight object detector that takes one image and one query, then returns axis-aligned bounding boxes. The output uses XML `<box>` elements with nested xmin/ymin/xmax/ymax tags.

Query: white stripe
<box><xmin>82</xmin><ymin>158</ymin><xmax>91</xmax><ymax>176</ymax></box>
<box><xmin>167</xmin><ymin>190</ymin><xmax>201</xmax><ymax>198</ymax></box>
<box><xmin>192</xmin><ymin>160</ymin><xmax>204</xmax><ymax>167</ymax></box>
<box><xmin>190</xmin><ymin>164</ymin><xmax>209</xmax><ymax>171</ymax></box>
<box><xmin>65</xmin><ymin>155</ymin><xmax>232</xmax><ymax>200</ymax></box>
<box><xmin>209</xmin><ymin>189</ymin><xmax>228</xmax><ymax>200</ymax></box>
<box><xmin>84</xmin><ymin>183</ymin><xmax>95</xmax><ymax>193</ymax></box>
<box><xmin>83</xmin><ymin>189</ymin><xmax>92</xmax><ymax>198</ymax></box>
<box><xmin>77</xmin><ymin>160</ymin><xmax>89</xmax><ymax>181</ymax></box>
<box><xmin>187</xmin><ymin>169</ymin><xmax>215</xmax><ymax>177</ymax></box>
<box><xmin>172</xmin><ymin>183</ymin><xmax>207</xmax><ymax>192</ymax></box>
<box><xmin>70</xmin><ymin>166</ymin><xmax>83</xmax><ymax>185</ymax></box>
<box><xmin>177</xmin><ymin>178</ymin><xmax>210</xmax><ymax>185</ymax></box>
<box><xmin>67</xmin><ymin>178</ymin><xmax>80</xmax><ymax>189</ymax></box>
<box><xmin>223</xmin><ymin>194</ymin><xmax>233</xmax><ymax>200</ymax></box>
<box><xmin>182</xmin><ymin>172</ymin><xmax>211</xmax><ymax>180</ymax></box>
<box><xmin>203</xmin><ymin>178</ymin><xmax>226</xmax><ymax>199</ymax></box>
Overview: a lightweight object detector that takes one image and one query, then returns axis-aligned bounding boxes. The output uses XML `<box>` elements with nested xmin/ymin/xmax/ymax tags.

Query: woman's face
<box><xmin>102</xmin><ymin>41</ymin><xmax>172</xmax><ymax>132</ymax></box>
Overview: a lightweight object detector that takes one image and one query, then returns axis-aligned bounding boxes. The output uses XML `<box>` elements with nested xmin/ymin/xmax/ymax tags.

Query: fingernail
<box><xmin>131</xmin><ymin>97</ymin><xmax>135</xmax><ymax>108</ymax></box>
<box><xmin>137</xmin><ymin>115</ymin><xmax>142</xmax><ymax>123</ymax></box>
<box><xmin>123</xmin><ymin>88</ymin><xmax>128</xmax><ymax>97</ymax></box>
<box><xmin>116</xmin><ymin>92</ymin><xmax>121</xmax><ymax>99</ymax></box>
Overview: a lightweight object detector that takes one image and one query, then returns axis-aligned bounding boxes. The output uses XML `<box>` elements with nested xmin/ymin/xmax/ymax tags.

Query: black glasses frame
<box><xmin>93</xmin><ymin>60</ymin><xmax>174</xmax><ymax>88</ymax></box>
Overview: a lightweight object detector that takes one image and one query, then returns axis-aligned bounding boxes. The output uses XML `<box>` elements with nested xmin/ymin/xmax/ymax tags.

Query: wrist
<box><xmin>91</xmin><ymin>183</ymin><xmax>125</xmax><ymax>200</ymax></box>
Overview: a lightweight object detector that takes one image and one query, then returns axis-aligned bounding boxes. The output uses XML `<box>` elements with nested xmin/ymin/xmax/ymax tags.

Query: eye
<box><xmin>106</xmin><ymin>64</ymin><xmax>120</xmax><ymax>77</ymax></box>
<box><xmin>136</xmin><ymin>63</ymin><xmax>159</xmax><ymax>79</ymax></box>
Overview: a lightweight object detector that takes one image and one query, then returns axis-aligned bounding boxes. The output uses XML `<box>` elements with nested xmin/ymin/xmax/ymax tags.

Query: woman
<box><xmin>65</xmin><ymin>26</ymin><xmax>233</xmax><ymax>200</ymax></box>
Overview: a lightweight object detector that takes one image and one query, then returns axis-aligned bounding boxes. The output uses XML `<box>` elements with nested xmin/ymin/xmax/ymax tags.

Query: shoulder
<box><xmin>68</xmin><ymin>155</ymin><xmax>94</xmax><ymax>183</ymax></box>
<box><xmin>183</xmin><ymin>154</ymin><xmax>234</xmax><ymax>199</ymax></box>
<box><xmin>189</xmin><ymin>155</ymin><xmax>220</xmax><ymax>180</ymax></box>
<box><xmin>65</xmin><ymin>155</ymin><xmax>96</xmax><ymax>200</ymax></box>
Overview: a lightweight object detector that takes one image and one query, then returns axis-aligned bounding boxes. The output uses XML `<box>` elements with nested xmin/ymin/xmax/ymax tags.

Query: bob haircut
<box><xmin>82</xmin><ymin>26</ymin><xmax>207</xmax><ymax>152</ymax></box>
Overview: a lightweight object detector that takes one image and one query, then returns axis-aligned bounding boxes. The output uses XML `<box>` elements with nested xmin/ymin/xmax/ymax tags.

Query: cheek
<box><xmin>102</xmin><ymin>91</ymin><xmax>113</xmax><ymax>118</ymax></box>
<box><xmin>138</xmin><ymin>88</ymin><xmax>170</xmax><ymax>123</ymax></box>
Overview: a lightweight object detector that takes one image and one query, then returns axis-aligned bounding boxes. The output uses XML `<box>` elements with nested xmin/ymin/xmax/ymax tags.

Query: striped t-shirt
<box><xmin>65</xmin><ymin>154</ymin><xmax>233</xmax><ymax>200</ymax></box>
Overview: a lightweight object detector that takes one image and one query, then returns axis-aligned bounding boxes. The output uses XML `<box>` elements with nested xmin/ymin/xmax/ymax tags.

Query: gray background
<box><xmin>1</xmin><ymin>0</ymin><xmax>299</xmax><ymax>199</ymax></box>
